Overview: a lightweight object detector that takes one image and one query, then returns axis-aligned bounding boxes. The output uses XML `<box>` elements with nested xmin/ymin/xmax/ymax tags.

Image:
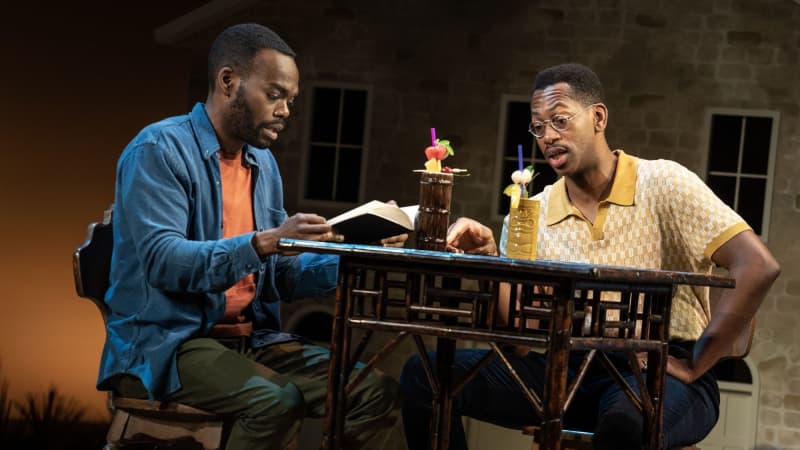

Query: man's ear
<box><xmin>216</xmin><ymin>67</ymin><xmax>237</xmax><ymax>97</ymax></box>
<box><xmin>593</xmin><ymin>103</ymin><xmax>608</xmax><ymax>132</ymax></box>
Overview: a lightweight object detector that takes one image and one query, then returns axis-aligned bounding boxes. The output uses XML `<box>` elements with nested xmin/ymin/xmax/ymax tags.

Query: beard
<box><xmin>230</xmin><ymin>85</ymin><xmax>272</xmax><ymax>149</ymax></box>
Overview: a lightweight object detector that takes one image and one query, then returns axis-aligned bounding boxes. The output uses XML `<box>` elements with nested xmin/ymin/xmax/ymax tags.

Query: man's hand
<box><xmin>375</xmin><ymin>200</ymin><xmax>409</xmax><ymax>248</ymax></box>
<box><xmin>252</xmin><ymin>213</ymin><xmax>334</xmax><ymax>257</ymax></box>
<box><xmin>666</xmin><ymin>356</ymin><xmax>697</xmax><ymax>384</ymax></box>
<box><xmin>446</xmin><ymin>217</ymin><xmax>498</xmax><ymax>255</ymax></box>
<box><xmin>379</xmin><ymin>233</ymin><xmax>408</xmax><ymax>248</ymax></box>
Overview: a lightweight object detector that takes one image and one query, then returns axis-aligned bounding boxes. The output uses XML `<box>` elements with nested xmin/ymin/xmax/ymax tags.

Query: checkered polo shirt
<box><xmin>500</xmin><ymin>150</ymin><xmax>750</xmax><ymax>340</ymax></box>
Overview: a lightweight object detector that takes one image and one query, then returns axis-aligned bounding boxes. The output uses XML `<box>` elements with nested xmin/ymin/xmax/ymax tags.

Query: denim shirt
<box><xmin>98</xmin><ymin>103</ymin><xmax>338</xmax><ymax>399</ymax></box>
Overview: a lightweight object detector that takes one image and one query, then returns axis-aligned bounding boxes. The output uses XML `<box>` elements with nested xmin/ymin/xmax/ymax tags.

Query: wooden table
<box><xmin>276</xmin><ymin>239</ymin><xmax>734</xmax><ymax>450</ymax></box>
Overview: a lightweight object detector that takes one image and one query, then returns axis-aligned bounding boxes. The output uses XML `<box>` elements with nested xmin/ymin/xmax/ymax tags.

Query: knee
<box><xmin>593</xmin><ymin>412</ymin><xmax>642</xmax><ymax>450</ymax></box>
<box><xmin>246</xmin><ymin>382</ymin><xmax>305</xmax><ymax>426</ymax></box>
<box><xmin>357</xmin><ymin>370</ymin><xmax>402</xmax><ymax>414</ymax></box>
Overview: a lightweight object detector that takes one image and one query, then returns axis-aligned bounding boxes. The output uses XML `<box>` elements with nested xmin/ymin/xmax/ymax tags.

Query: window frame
<box><xmin>298</xmin><ymin>82</ymin><xmax>373</xmax><ymax>209</ymax></box>
<box><xmin>701</xmin><ymin>107</ymin><xmax>779</xmax><ymax>242</ymax></box>
<box><xmin>492</xmin><ymin>94</ymin><xmax>549</xmax><ymax>221</ymax></box>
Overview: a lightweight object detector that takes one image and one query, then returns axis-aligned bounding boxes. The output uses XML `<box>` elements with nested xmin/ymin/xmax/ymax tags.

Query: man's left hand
<box><xmin>380</xmin><ymin>233</ymin><xmax>408</xmax><ymax>248</ymax></box>
<box><xmin>666</xmin><ymin>356</ymin><xmax>698</xmax><ymax>384</ymax></box>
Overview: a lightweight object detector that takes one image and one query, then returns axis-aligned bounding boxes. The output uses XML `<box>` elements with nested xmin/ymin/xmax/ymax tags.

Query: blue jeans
<box><xmin>400</xmin><ymin>342</ymin><xmax>719</xmax><ymax>450</ymax></box>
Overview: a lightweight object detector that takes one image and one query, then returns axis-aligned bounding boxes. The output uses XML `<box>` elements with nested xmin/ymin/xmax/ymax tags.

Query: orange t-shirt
<box><xmin>211</xmin><ymin>151</ymin><xmax>256</xmax><ymax>336</ymax></box>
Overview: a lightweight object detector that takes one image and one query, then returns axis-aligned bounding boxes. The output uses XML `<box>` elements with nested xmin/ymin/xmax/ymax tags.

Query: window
<box><xmin>302</xmin><ymin>84</ymin><xmax>371</xmax><ymax>204</ymax></box>
<box><xmin>704</xmin><ymin>109</ymin><xmax>779</xmax><ymax>240</ymax></box>
<box><xmin>493</xmin><ymin>95</ymin><xmax>558</xmax><ymax>218</ymax></box>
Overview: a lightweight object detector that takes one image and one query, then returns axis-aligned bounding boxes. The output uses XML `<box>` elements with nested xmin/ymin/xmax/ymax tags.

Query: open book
<box><xmin>327</xmin><ymin>200</ymin><xmax>417</xmax><ymax>243</ymax></box>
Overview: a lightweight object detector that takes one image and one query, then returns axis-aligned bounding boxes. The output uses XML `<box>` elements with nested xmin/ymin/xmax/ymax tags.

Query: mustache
<box><xmin>262</xmin><ymin>119</ymin><xmax>286</xmax><ymax>128</ymax></box>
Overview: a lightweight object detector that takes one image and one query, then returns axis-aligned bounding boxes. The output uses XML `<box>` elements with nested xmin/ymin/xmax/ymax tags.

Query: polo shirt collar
<box><xmin>545</xmin><ymin>150</ymin><xmax>638</xmax><ymax>226</ymax></box>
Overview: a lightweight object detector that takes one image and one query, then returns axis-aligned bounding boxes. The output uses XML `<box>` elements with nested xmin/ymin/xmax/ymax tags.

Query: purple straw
<box><xmin>517</xmin><ymin>144</ymin><xmax>524</xmax><ymax>172</ymax></box>
<box><xmin>431</xmin><ymin>128</ymin><xmax>437</xmax><ymax>146</ymax></box>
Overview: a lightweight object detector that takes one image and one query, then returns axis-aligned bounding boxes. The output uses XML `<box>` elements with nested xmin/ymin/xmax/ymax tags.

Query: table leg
<box><xmin>540</xmin><ymin>292</ymin><xmax>572</xmax><ymax>450</ymax></box>
<box><xmin>431</xmin><ymin>337</ymin><xmax>456</xmax><ymax>450</ymax></box>
<box><xmin>323</xmin><ymin>270</ymin><xmax>350</xmax><ymax>450</ymax></box>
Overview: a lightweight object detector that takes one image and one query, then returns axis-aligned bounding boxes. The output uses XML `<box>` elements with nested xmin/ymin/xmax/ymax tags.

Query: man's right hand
<box><xmin>252</xmin><ymin>213</ymin><xmax>335</xmax><ymax>257</ymax></box>
<box><xmin>446</xmin><ymin>217</ymin><xmax>498</xmax><ymax>256</ymax></box>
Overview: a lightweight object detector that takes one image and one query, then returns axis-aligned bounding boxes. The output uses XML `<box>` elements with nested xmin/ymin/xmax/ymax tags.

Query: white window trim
<box><xmin>701</xmin><ymin>107</ymin><xmax>779</xmax><ymax>242</ymax></box>
<box><xmin>298</xmin><ymin>82</ymin><xmax>373</xmax><ymax>209</ymax></box>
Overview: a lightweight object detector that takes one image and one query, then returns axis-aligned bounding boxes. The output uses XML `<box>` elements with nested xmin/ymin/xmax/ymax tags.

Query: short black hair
<box><xmin>207</xmin><ymin>23</ymin><xmax>296</xmax><ymax>91</ymax></box>
<box><xmin>532</xmin><ymin>63</ymin><xmax>604</xmax><ymax>106</ymax></box>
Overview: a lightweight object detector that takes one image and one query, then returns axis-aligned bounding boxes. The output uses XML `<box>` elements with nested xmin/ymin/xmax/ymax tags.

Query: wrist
<box><xmin>252</xmin><ymin>229</ymin><xmax>280</xmax><ymax>258</ymax></box>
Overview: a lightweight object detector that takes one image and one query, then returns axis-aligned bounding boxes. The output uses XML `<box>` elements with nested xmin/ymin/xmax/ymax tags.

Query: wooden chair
<box><xmin>73</xmin><ymin>206</ymin><xmax>225</xmax><ymax>450</ymax></box>
<box><xmin>521</xmin><ymin>286</ymin><xmax>755</xmax><ymax>450</ymax></box>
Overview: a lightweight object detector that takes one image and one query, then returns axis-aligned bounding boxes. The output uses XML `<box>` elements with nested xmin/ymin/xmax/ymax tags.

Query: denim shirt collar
<box><xmin>189</xmin><ymin>102</ymin><xmax>261</xmax><ymax>168</ymax></box>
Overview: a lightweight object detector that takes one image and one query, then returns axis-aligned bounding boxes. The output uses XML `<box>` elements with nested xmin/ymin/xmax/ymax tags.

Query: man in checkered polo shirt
<box><xmin>400</xmin><ymin>63</ymin><xmax>780</xmax><ymax>450</ymax></box>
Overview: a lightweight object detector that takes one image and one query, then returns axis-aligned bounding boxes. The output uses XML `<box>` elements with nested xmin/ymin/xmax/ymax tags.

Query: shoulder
<box><xmin>118</xmin><ymin>113</ymin><xmax>196</xmax><ymax>170</ymax></box>
<box><xmin>634</xmin><ymin>157</ymin><xmax>706</xmax><ymax>194</ymax></box>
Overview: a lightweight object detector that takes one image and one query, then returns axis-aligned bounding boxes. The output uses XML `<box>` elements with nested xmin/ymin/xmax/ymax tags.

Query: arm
<box><xmin>668</xmin><ymin>230</ymin><xmax>780</xmax><ymax>383</ymax></box>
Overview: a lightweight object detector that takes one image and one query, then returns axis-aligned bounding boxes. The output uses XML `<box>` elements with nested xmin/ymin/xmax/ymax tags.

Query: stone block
<box><xmin>648</xmin><ymin>131</ymin><xmax>677</xmax><ymax>148</ymax></box>
<box><xmin>761</xmin><ymin>408</ymin><xmax>781</xmax><ymax>426</ymax></box>
<box><xmin>706</xmin><ymin>14</ymin><xmax>732</xmax><ymax>30</ymax></box>
<box><xmin>598</xmin><ymin>10</ymin><xmax>623</xmax><ymax>25</ymax></box>
<box><xmin>778</xmin><ymin>428</ymin><xmax>800</xmax><ymax>447</ymax></box>
<box><xmin>727</xmin><ymin>30</ymin><xmax>763</xmax><ymax>45</ymax></box>
<box><xmin>760</xmin><ymin>357</ymin><xmax>789</xmax><ymax>390</ymax></box>
<box><xmin>678</xmin><ymin>132</ymin><xmax>701</xmax><ymax>149</ymax></box>
<box><xmin>762</xmin><ymin>391</ymin><xmax>784</xmax><ymax>408</ymax></box>
<box><xmin>628</xmin><ymin>94</ymin><xmax>666</xmax><ymax>108</ymax></box>
<box><xmin>713</xmin><ymin>0</ymin><xmax>732</xmax><ymax>13</ymax></box>
<box><xmin>787</xmin><ymin>394</ymin><xmax>800</xmax><ymax>412</ymax></box>
<box><xmin>721</xmin><ymin>46</ymin><xmax>746</xmax><ymax>62</ymax></box>
<box><xmin>717</xmin><ymin>63</ymin><xmax>752</xmax><ymax>80</ymax></box>
<box><xmin>697</xmin><ymin>45</ymin><xmax>719</xmax><ymax>61</ymax></box>
<box><xmin>788</xmin><ymin>280</ymin><xmax>800</xmax><ymax>296</ymax></box>
<box><xmin>644</xmin><ymin>111</ymin><xmax>678</xmax><ymax>129</ymax></box>
<box><xmin>746</xmin><ymin>47</ymin><xmax>775</xmax><ymax>65</ymax></box>
<box><xmin>635</xmin><ymin>13</ymin><xmax>667</xmax><ymax>28</ymax></box>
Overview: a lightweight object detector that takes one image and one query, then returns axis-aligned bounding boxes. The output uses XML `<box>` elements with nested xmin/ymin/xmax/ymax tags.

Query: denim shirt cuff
<box><xmin>231</xmin><ymin>232</ymin><xmax>263</xmax><ymax>272</ymax></box>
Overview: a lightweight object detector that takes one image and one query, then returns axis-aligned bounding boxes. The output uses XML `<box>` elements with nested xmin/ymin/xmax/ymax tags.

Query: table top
<box><xmin>277</xmin><ymin>239</ymin><xmax>735</xmax><ymax>289</ymax></box>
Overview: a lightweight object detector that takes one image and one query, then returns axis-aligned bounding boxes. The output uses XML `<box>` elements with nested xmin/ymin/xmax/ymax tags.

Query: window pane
<box><xmin>341</xmin><ymin>90</ymin><xmax>367</xmax><ymax>146</ymax></box>
<box><xmin>311</xmin><ymin>88</ymin><xmax>341</xmax><ymax>143</ymax></box>
<box><xmin>738</xmin><ymin>178</ymin><xmax>766</xmax><ymax>235</ymax></box>
<box><xmin>706</xmin><ymin>175</ymin><xmax>736</xmax><ymax>208</ymax></box>
<box><xmin>708</xmin><ymin>115</ymin><xmax>742</xmax><ymax>173</ymax></box>
<box><xmin>741</xmin><ymin>116</ymin><xmax>772</xmax><ymax>175</ymax></box>
<box><xmin>503</xmin><ymin>101</ymin><xmax>535</xmax><ymax>160</ymax></box>
<box><xmin>531</xmin><ymin>162</ymin><xmax>558</xmax><ymax>197</ymax></box>
<box><xmin>335</xmin><ymin>147</ymin><xmax>362</xmax><ymax>202</ymax></box>
<box><xmin>713</xmin><ymin>359</ymin><xmax>752</xmax><ymax>384</ymax></box>
<box><xmin>306</xmin><ymin>145</ymin><xmax>336</xmax><ymax>200</ymax></box>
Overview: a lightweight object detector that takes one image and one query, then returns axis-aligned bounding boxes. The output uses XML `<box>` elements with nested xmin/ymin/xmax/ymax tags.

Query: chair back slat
<box><xmin>73</xmin><ymin>205</ymin><xmax>113</xmax><ymax>321</ymax></box>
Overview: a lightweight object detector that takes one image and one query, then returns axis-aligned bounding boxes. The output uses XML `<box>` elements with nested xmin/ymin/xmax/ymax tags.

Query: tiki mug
<box><xmin>416</xmin><ymin>171</ymin><xmax>453</xmax><ymax>251</ymax></box>
<box><xmin>505</xmin><ymin>197</ymin><xmax>539</xmax><ymax>260</ymax></box>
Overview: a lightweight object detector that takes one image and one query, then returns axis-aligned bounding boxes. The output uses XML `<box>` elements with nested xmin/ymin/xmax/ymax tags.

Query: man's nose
<box><xmin>541</xmin><ymin>122</ymin><xmax>560</xmax><ymax>143</ymax></box>
<box><xmin>275</xmin><ymin>101</ymin><xmax>290</xmax><ymax>118</ymax></box>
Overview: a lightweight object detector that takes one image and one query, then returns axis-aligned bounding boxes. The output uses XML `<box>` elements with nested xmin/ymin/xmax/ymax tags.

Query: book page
<box><xmin>326</xmin><ymin>200</ymin><xmax>416</xmax><ymax>243</ymax></box>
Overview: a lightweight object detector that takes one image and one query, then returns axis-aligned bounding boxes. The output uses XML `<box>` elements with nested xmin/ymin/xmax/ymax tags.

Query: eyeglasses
<box><xmin>528</xmin><ymin>104</ymin><xmax>597</xmax><ymax>138</ymax></box>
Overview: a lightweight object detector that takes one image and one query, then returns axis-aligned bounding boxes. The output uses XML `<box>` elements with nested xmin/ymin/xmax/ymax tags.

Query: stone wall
<box><xmin>173</xmin><ymin>0</ymin><xmax>800</xmax><ymax>447</ymax></box>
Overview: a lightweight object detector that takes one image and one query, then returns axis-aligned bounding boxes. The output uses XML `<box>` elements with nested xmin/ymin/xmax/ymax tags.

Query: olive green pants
<box><xmin>163</xmin><ymin>338</ymin><xmax>399</xmax><ymax>450</ymax></box>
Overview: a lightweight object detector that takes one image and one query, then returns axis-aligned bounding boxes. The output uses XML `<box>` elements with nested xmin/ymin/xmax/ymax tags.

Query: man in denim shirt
<box><xmin>98</xmin><ymin>23</ymin><xmax>402</xmax><ymax>450</ymax></box>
